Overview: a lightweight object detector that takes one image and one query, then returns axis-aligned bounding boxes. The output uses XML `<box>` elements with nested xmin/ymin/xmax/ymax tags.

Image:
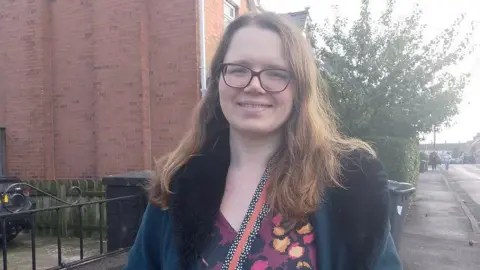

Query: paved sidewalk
<box><xmin>399</xmin><ymin>171</ymin><xmax>480</xmax><ymax>270</ymax></box>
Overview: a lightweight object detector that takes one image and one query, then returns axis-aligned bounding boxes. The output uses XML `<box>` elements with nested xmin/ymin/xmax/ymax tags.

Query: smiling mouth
<box><xmin>237</xmin><ymin>102</ymin><xmax>273</xmax><ymax>108</ymax></box>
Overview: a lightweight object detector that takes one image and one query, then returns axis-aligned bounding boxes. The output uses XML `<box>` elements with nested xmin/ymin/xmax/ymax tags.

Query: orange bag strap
<box><xmin>227</xmin><ymin>184</ymin><xmax>269</xmax><ymax>270</ymax></box>
<box><xmin>221</xmin><ymin>158</ymin><xmax>276</xmax><ymax>270</ymax></box>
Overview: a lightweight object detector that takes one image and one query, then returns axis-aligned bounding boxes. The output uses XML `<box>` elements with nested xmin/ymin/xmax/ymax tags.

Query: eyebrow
<box><xmin>229</xmin><ymin>59</ymin><xmax>288</xmax><ymax>70</ymax></box>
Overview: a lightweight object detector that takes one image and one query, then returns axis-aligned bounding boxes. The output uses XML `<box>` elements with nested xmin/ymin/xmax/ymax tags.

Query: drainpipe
<box><xmin>199</xmin><ymin>0</ymin><xmax>207</xmax><ymax>97</ymax></box>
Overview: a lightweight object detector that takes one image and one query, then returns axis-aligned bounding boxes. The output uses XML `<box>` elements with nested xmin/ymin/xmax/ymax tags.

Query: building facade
<box><xmin>0</xmin><ymin>0</ymin><xmax>253</xmax><ymax>180</ymax></box>
<box><xmin>0</xmin><ymin>0</ymin><xmax>308</xmax><ymax>180</ymax></box>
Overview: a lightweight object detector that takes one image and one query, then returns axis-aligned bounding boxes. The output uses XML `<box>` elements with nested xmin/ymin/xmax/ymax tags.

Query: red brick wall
<box><xmin>50</xmin><ymin>0</ymin><xmax>96</xmax><ymax>179</ymax></box>
<box><xmin>205</xmin><ymin>0</ymin><xmax>250</xmax><ymax>69</ymax></box>
<box><xmin>205</xmin><ymin>0</ymin><xmax>224</xmax><ymax>68</ymax></box>
<box><xmin>239</xmin><ymin>0</ymin><xmax>250</xmax><ymax>14</ymax></box>
<box><xmin>149</xmin><ymin>0</ymin><xmax>201</xmax><ymax>161</ymax></box>
<box><xmin>0</xmin><ymin>0</ymin><xmax>51</xmax><ymax>179</ymax></box>
<box><xmin>0</xmin><ymin>0</ymin><xmax>200</xmax><ymax>179</ymax></box>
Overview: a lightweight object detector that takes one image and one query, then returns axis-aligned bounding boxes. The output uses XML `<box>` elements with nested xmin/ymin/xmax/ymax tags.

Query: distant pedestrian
<box><xmin>444</xmin><ymin>154</ymin><xmax>452</xmax><ymax>171</ymax></box>
<box><xmin>430</xmin><ymin>152</ymin><xmax>438</xmax><ymax>171</ymax></box>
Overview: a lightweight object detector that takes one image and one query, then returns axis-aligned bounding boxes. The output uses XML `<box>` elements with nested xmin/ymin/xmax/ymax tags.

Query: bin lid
<box><xmin>388</xmin><ymin>180</ymin><xmax>416</xmax><ymax>194</ymax></box>
<box><xmin>102</xmin><ymin>170</ymin><xmax>153</xmax><ymax>186</ymax></box>
<box><xmin>0</xmin><ymin>176</ymin><xmax>21</xmax><ymax>183</ymax></box>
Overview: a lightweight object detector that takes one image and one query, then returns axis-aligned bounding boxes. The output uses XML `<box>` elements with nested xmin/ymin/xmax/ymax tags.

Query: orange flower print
<box><xmin>288</xmin><ymin>243</ymin><xmax>305</xmax><ymax>259</ymax></box>
<box><xmin>273</xmin><ymin>226</ymin><xmax>286</xmax><ymax>236</ymax></box>
<box><xmin>296</xmin><ymin>261</ymin><xmax>312</xmax><ymax>269</ymax></box>
<box><xmin>296</xmin><ymin>223</ymin><xmax>313</xmax><ymax>234</ymax></box>
<box><xmin>273</xmin><ymin>236</ymin><xmax>291</xmax><ymax>253</ymax></box>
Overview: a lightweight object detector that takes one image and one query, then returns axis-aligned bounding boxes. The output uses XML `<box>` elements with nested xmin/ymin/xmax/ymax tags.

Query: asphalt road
<box><xmin>399</xmin><ymin>169</ymin><xmax>480</xmax><ymax>270</ymax></box>
<box><xmin>444</xmin><ymin>164</ymin><xmax>480</xmax><ymax>228</ymax></box>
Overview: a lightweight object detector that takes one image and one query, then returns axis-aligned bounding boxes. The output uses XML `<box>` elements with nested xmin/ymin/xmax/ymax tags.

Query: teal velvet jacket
<box><xmin>123</xmin><ymin>132</ymin><xmax>403</xmax><ymax>270</ymax></box>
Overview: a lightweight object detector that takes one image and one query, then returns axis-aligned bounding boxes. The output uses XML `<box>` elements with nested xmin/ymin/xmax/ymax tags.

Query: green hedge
<box><xmin>362</xmin><ymin>136</ymin><xmax>420</xmax><ymax>186</ymax></box>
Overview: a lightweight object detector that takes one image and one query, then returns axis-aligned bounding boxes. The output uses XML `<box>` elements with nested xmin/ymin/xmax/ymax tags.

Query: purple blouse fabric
<box><xmin>200</xmin><ymin>211</ymin><xmax>317</xmax><ymax>269</ymax></box>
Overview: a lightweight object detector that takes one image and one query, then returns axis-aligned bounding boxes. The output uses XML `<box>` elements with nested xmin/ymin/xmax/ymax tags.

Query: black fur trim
<box><xmin>168</xmin><ymin>132</ymin><xmax>231</xmax><ymax>269</ymax></box>
<box><xmin>169</xmin><ymin>134</ymin><xmax>390</xmax><ymax>269</ymax></box>
<box><xmin>331</xmin><ymin>150</ymin><xmax>390</xmax><ymax>269</ymax></box>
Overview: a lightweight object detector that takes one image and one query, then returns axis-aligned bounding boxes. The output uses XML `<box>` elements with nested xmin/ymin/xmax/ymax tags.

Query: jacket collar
<box><xmin>168</xmin><ymin>131</ymin><xmax>389</xmax><ymax>269</ymax></box>
<box><xmin>168</xmin><ymin>131</ymin><xmax>231</xmax><ymax>269</ymax></box>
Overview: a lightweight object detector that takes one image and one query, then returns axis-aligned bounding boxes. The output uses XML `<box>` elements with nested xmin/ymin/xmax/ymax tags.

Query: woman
<box><xmin>124</xmin><ymin>12</ymin><xmax>402</xmax><ymax>270</ymax></box>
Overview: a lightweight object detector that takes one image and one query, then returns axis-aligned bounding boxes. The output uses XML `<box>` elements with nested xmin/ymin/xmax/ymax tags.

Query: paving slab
<box><xmin>1</xmin><ymin>233</ymin><xmax>105</xmax><ymax>270</ymax></box>
<box><xmin>400</xmin><ymin>233</ymin><xmax>480</xmax><ymax>270</ymax></box>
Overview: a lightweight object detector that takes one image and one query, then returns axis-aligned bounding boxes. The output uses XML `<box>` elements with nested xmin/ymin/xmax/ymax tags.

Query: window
<box><xmin>224</xmin><ymin>1</ymin><xmax>237</xmax><ymax>29</ymax></box>
<box><xmin>0</xmin><ymin>128</ymin><xmax>5</xmax><ymax>176</ymax></box>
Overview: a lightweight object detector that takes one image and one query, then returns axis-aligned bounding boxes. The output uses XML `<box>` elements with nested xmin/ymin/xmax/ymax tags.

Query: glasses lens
<box><xmin>223</xmin><ymin>64</ymin><xmax>252</xmax><ymax>88</ymax></box>
<box><xmin>260</xmin><ymin>69</ymin><xmax>290</xmax><ymax>92</ymax></box>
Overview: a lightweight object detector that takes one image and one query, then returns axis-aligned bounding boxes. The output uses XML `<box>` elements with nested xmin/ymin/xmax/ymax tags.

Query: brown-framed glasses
<box><xmin>220</xmin><ymin>63</ymin><xmax>292</xmax><ymax>92</ymax></box>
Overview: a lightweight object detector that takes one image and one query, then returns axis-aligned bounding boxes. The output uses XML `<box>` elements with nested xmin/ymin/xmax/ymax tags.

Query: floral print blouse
<box><xmin>201</xmin><ymin>211</ymin><xmax>317</xmax><ymax>269</ymax></box>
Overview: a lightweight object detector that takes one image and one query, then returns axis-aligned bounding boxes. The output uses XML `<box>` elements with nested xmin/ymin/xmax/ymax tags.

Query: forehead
<box><xmin>223</xmin><ymin>26</ymin><xmax>288</xmax><ymax>69</ymax></box>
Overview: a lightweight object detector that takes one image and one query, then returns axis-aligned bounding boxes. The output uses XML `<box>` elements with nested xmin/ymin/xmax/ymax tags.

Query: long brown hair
<box><xmin>149</xmin><ymin>12</ymin><xmax>374</xmax><ymax>222</ymax></box>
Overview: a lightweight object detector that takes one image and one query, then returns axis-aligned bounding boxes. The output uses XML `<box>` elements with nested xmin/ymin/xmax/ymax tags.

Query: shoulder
<box><xmin>137</xmin><ymin>203</ymin><xmax>175</xmax><ymax>255</ymax></box>
<box><xmin>124</xmin><ymin>203</ymin><xmax>174</xmax><ymax>269</ymax></box>
<box><xmin>339</xmin><ymin>148</ymin><xmax>388</xmax><ymax>192</ymax></box>
<box><xmin>327</xmin><ymin>149</ymin><xmax>391</xmax><ymax>267</ymax></box>
<box><xmin>141</xmin><ymin>203</ymin><xmax>173</xmax><ymax>235</ymax></box>
<box><xmin>331</xmin><ymin>148</ymin><xmax>389</xmax><ymax>215</ymax></box>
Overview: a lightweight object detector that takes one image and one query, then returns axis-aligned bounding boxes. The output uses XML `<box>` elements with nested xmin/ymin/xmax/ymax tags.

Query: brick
<box><xmin>205</xmin><ymin>0</ymin><xmax>249</xmax><ymax>69</ymax></box>
<box><xmin>0</xmin><ymin>0</ymin><xmax>249</xmax><ymax>180</ymax></box>
<box><xmin>0</xmin><ymin>0</ymin><xmax>50</xmax><ymax>179</ymax></box>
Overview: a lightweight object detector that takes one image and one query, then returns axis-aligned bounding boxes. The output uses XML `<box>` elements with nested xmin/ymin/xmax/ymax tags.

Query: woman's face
<box><xmin>219</xmin><ymin>26</ymin><xmax>294</xmax><ymax>137</ymax></box>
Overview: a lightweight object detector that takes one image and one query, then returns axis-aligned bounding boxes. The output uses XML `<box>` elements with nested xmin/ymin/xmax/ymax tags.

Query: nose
<box><xmin>243</xmin><ymin>74</ymin><xmax>265</xmax><ymax>94</ymax></box>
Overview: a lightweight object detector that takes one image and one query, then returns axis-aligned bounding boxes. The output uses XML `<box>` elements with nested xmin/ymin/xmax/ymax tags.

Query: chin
<box><xmin>231</xmin><ymin>122</ymin><xmax>276</xmax><ymax>136</ymax></box>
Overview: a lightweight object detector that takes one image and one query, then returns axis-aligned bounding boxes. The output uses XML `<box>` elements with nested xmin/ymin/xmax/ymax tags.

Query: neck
<box><xmin>229</xmin><ymin>128</ymin><xmax>282</xmax><ymax>169</ymax></box>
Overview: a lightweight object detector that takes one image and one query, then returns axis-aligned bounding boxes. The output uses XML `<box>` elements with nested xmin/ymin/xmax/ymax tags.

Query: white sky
<box><xmin>261</xmin><ymin>0</ymin><xmax>480</xmax><ymax>143</ymax></box>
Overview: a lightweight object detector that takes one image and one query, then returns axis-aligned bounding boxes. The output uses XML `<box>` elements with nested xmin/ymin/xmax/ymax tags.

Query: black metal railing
<box><xmin>1</xmin><ymin>182</ymin><xmax>82</xmax><ymax>213</ymax></box>
<box><xmin>0</xmin><ymin>182</ymin><xmax>141</xmax><ymax>270</ymax></box>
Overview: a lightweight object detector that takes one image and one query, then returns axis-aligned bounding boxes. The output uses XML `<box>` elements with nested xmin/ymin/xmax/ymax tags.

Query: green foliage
<box><xmin>364</xmin><ymin>136</ymin><xmax>420</xmax><ymax>185</ymax></box>
<box><xmin>307</xmin><ymin>0</ymin><xmax>476</xmax><ymax>138</ymax></box>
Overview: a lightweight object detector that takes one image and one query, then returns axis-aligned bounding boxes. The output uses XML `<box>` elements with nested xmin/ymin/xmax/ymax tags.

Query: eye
<box><xmin>264</xmin><ymin>70</ymin><xmax>289</xmax><ymax>80</ymax></box>
<box><xmin>225</xmin><ymin>65</ymin><xmax>249</xmax><ymax>75</ymax></box>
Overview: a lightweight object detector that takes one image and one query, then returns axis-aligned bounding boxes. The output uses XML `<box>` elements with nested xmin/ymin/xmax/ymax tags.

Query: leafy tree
<box><xmin>307</xmin><ymin>0</ymin><xmax>476</xmax><ymax>138</ymax></box>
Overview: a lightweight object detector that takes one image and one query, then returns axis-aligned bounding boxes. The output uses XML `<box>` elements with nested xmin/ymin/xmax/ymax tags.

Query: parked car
<box><xmin>463</xmin><ymin>155</ymin><xmax>476</xmax><ymax>164</ymax></box>
<box><xmin>0</xmin><ymin>176</ymin><xmax>35</xmax><ymax>242</ymax></box>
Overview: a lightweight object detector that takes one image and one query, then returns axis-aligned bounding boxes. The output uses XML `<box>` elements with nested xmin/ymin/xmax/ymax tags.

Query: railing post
<box><xmin>102</xmin><ymin>171</ymin><xmax>151</xmax><ymax>252</ymax></box>
<box><xmin>78</xmin><ymin>205</ymin><xmax>84</xmax><ymax>260</ymax></box>
<box><xmin>99</xmin><ymin>202</ymin><xmax>104</xmax><ymax>254</ymax></box>
<box><xmin>30</xmin><ymin>214</ymin><xmax>36</xmax><ymax>270</ymax></box>
<box><xmin>2</xmin><ymin>218</ymin><xmax>7</xmax><ymax>270</ymax></box>
<box><xmin>1</xmin><ymin>194</ymin><xmax>141</xmax><ymax>270</ymax></box>
<box><xmin>56</xmin><ymin>208</ymin><xmax>62</xmax><ymax>266</ymax></box>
